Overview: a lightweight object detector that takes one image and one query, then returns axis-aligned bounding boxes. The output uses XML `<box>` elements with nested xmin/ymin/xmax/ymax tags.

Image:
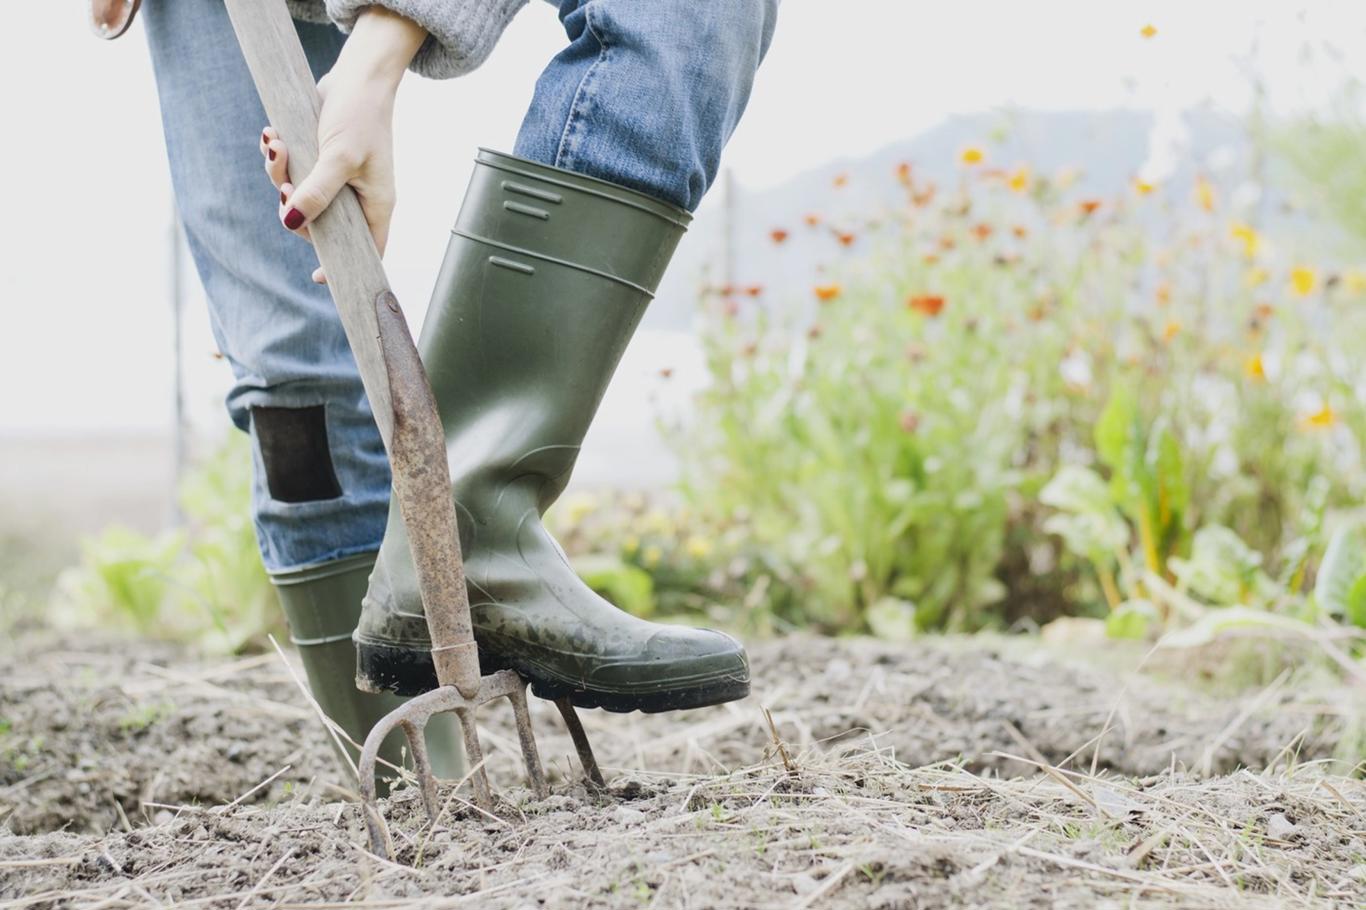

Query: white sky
<box><xmin>1</xmin><ymin>1</ymin><xmax>1363</xmax><ymax>436</ymax></box>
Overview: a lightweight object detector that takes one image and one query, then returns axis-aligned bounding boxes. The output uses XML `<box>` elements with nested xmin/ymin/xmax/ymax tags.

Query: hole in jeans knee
<box><xmin>251</xmin><ymin>405</ymin><xmax>344</xmax><ymax>503</ymax></box>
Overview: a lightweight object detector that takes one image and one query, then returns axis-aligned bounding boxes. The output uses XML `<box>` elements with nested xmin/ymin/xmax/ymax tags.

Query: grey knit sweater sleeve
<box><xmin>289</xmin><ymin>0</ymin><xmax>528</xmax><ymax>80</ymax></box>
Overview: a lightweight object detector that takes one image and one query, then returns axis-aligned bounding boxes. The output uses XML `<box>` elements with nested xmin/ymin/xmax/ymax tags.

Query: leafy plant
<box><xmin>56</xmin><ymin>436</ymin><xmax>279</xmax><ymax>653</ymax></box>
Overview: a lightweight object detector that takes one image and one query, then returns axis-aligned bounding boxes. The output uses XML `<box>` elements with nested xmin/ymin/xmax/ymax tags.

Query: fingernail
<box><xmin>268</xmin><ymin>149</ymin><xmax>277</xmax><ymax>162</ymax></box>
<box><xmin>280</xmin><ymin>191</ymin><xmax>287</xmax><ymax>205</ymax></box>
<box><xmin>283</xmin><ymin>208</ymin><xmax>305</xmax><ymax>230</ymax></box>
<box><xmin>261</xmin><ymin>131</ymin><xmax>268</xmax><ymax>146</ymax></box>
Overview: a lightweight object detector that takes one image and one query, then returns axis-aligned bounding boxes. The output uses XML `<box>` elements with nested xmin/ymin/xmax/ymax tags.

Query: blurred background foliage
<box><xmin>47</xmin><ymin>91</ymin><xmax>1366</xmax><ymax>685</ymax></box>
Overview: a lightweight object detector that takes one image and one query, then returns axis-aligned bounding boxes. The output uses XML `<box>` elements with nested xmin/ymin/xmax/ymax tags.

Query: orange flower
<box><xmin>744</xmin><ymin>284</ymin><xmax>764</xmax><ymax>297</ymax></box>
<box><xmin>1155</xmin><ymin>283</ymin><xmax>1172</xmax><ymax>307</ymax></box>
<box><xmin>1253</xmin><ymin>302</ymin><xmax>1275</xmax><ymax>320</ymax></box>
<box><xmin>832</xmin><ymin>172</ymin><xmax>849</xmax><ymax>188</ymax></box>
<box><xmin>1302</xmin><ymin>404</ymin><xmax>1337</xmax><ymax>429</ymax></box>
<box><xmin>803</xmin><ymin>213</ymin><xmax>823</xmax><ymax>227</ymax></box>
<box><xmin>972</xmin><ymin>223</ymin><xmax>994</xmax><ymax>241</ymax></box>
<box><xmin>658</xmin><ymin>367</ymin><xmax>674</xmax><ymax>379</ymax></box>
<box><xmin>938</xmin><ymin>235</ymin><xmax>957</xmax><ymax>252</ymax></box>
<box><xmin>836</xmin><ymin>231</ymin><xmax>857</xmax><ymax>247</ymax></box>
<box><xmin>1162</xmin><ymin>320</ymin><xmax>1182</xmax><ymax>342</ymax></box>
<box><xmin>1079</xmin><ymin>199</ymin><xmax>1102</xmax><ymax>217</ymax></box>
<box><xmin>895</xmin><ymin>161</ymin><xmax>912</xmax><ymax>184</ymax></box>
<box><xmin>921</xmin><ymin>253</ymin><xmax>940</xmax><ymax>266</ymax></box>
<box><xmin>769</xmin><ymin>228</ymin><xmax>789</xmax><ymax>244</ymax></box>
<box><xmin>1012</xmin><ymin>225</ymin><xmax>1029</xmax><ymax>239</ymax></box>
<box><xmin>1140</xmin><ymin>24</ymin><xmax>1157</xmax><ymax>38</ymax></box>
<box><xmin>960</xmin><ymin>146</ymin><xmax>985</xmax><ymax>166</ymax></box>
<box><xmin>814</xmin><ymin>284</ymin><xmax>842</xmax><ymax>302</ymax></box>
<box><xmin>907</xmin><ymin>294</ymin><xmax>946</xmax><ymax>317</ymax></box>
<box><xmin>1243</xmin><ymin>353</ymin><xmax>1265</xmax><ymax>381</ymax></box>
<box><xmin>912</xmin><ymin>186</ymin><xmax>936</xmax><ymax>207</ymax></box>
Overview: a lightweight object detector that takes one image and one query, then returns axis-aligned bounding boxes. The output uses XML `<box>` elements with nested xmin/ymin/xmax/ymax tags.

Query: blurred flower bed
<box><xmin>555</xmin><ymin>136</ymin><xmax>1366</xmax><ymax>665</ymax></box>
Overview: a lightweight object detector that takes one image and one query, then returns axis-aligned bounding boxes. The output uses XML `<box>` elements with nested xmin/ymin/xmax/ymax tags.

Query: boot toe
<box><xmin>579</xmin><ymin>627</ymin><xmax>751</xmax><ymax>712</ymax></box>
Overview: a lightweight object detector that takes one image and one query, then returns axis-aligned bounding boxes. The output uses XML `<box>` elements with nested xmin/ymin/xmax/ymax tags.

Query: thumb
<box><xmin>282</xmin><ymin>149</ymin><xmax>354</xmax><ymax>232</ymax></box>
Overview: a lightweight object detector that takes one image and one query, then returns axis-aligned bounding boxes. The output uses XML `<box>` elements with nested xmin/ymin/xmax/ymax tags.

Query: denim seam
<box><xmin>554</xmin><ymin>2</ymin><xmax>609</xmax><ymax>171</ymax></box>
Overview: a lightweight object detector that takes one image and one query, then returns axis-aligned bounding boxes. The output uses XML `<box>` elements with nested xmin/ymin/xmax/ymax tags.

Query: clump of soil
<box><xmin>2</xmin><ymin>631</ymin><xmax>1361</xmax><ymax>908</ymax></box>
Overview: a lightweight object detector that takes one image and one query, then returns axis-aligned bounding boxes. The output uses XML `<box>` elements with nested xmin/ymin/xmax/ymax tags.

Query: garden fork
<box><xmin>221</xmin><ymin>0</ymin><xmax>604</xmax><ymax>859</ymax></box>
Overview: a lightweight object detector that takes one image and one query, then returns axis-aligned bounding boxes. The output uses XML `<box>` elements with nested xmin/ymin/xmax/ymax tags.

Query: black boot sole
<box><xmin>355</xmin><ymin>640</ymin><xmax>751</xmax><ymax>714</ymax></box>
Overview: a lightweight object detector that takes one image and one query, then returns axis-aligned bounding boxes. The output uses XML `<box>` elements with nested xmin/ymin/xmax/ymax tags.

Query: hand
<box><xmin>259</xmin><ymin>8</ymin><xmax>427</xmax><ymax>283</ymax></box>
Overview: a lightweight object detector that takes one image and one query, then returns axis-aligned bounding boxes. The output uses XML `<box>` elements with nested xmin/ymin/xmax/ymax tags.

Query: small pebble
<box><xmin>613</xmin><ymin>806</ymin><xmax>646</xmax><ymax>826</ymax></box>
<box><xmin>1266</xmin><ymin>813</ymin><xmax>1298</xmax><ymax>841</ymax></box>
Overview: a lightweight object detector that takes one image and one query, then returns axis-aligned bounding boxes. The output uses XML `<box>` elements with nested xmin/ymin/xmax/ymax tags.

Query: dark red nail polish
<box><xmin>262</xmin><ymin>131</ymin><xmax>269</xmax><ymax>145</ymax></box>
<box><xmin>284</xmin><ymin>208</ymin><xmax>305</xmax><ymax>230</ymax></box>
<box><xmin>280</xmin><ymin>191</ymin><xmax>287</xmax><ymax>205</ymax></box>
<box><xmin>268</xmin><ymin>149</ymin><xmax>277</xmax><ymax>162</ymax></box>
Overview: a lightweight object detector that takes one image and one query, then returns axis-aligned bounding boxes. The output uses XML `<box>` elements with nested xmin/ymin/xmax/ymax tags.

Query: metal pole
<box><xmin>169</xmin><ymin>199</ymin><xmax>186</xmax><ymax>525</ymax></box>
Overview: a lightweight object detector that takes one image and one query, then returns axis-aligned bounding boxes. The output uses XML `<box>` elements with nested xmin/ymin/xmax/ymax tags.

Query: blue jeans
<box><xmin>143</xmin><ymin>0</ymin><xmax>775</xmax><ymax>572</ymax></box>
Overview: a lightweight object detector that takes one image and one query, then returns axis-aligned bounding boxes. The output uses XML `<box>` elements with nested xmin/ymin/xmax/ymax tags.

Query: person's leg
<box><xmin>514</xmin><ymin>0</ymin><xmax>778</xmax><ymax>212</ymax></box>
<box><xmin>356</xmin><ymin>1</ymin><xmax>777</xmax><ymax>709</ymax></box>
<box><xmin>143</xmin><ymin>0</ymin><xmax>385</xmax><ymax>568</ymax></box>
<box><xmin>141</xmin><ymin>0</ymin><xmax>460</xmax><ymax>779</ymax></box>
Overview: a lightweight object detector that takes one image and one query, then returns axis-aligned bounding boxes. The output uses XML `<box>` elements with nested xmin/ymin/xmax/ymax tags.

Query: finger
<box><xmin>278</xmin><ymin>183</ymin><xmax>311</xmax><ymax>242</ymax></box>
<box><xmin>311</xmin><ymin>267</ymin><xmax>327</xmax><ymax>285</ymax></box>
<box><xmin>355</xmin><ymin>186</ymin><xmax>393</xmax><ymax>257</ymax></box>
<box><xmin>264</xmin><ymin>139</ymin><xmax>289</xmax><ymax>190</ymax></box>
<box><xmin>282</xmin><ymin>149</ymin><xmax>355</xmax><ymax>233</ymax></box>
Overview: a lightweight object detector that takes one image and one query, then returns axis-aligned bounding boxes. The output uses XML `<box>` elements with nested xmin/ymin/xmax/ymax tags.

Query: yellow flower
<box><xmin>960</xmin><ymin>146</ymin><xmax>985</xmax><ymax>166</ymax></box>
<box><xmin>1007</xmin><ymin>165</ymin><xmax>1030</xmax><ymax>193</ymax></box>
<box><xmin>1244</xmin><ymin>266</ymin><xmax>1270</xmax><ymax>289</ymax></box>
<box><xmin>642</xmin><ymin>545</ymin><xmax>663</xmax><ymax>568</ymax></box>
<box><xmin>1229</xmin><ymin>222</ymin><xmax>1261</xmax><ymax>259</ymax></box>
<box><xmin>1289</xmin><ymin>266</ymin><xmax>1318</xmax><ymax>297</ymax></box>
<box><xmin>683</xmin><ymin>535</ymin><xmax>712</xmax><ymax>560</ymax></box>
<box><xmin>1194</xmin><ymin>177</ymin><xmax>1216</xmax><ymax>213</ymax></box>
<box><xmin>1344</xmin><ymin>269</ymin><xmax>1366</xmax><ymax>294</ymax></box>
<box><xmin>1243</xmin><ymin>353</ymin><xmax>1265</xmax><ymax>381</ymax></box>
<box><xmin>1134</xmin><ymin>179</ymin><xmax>1156</xmax><ymax>196</ymax></box>
<box><xmin>1302</xmin><ymin>404</ymin><xmax>1337</xmax><ymax>429</ymax></box>
<box><xmin>621</xmin><ymin>534</ymin><xmax>640</xmax><ymax>556</ymax></box>
<box><xmin>1054</xmin><ymin>167</ymin><xmax>1081</xmax><ymax>191</ymax></box>
<box><xmin>643</xmin><ymin>509</ymin><xmax>672</xmax><ymax>534</ymax></box>
<box><xmin>1162</xmin><ymin>320</ymin><xmax>1182</xmax><ymax>342</ymax></box>
<box><xmin>1140</xmin><ymin>24</ymin><xmax>1158</xmax><ymax>39</ymax></box>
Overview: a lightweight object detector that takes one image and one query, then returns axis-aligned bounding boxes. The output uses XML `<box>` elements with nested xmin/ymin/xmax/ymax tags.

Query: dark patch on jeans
<box><xmin>251</xmin><ymin>405</ymin><xmax>343</xmax><ymax>503</ymax></box>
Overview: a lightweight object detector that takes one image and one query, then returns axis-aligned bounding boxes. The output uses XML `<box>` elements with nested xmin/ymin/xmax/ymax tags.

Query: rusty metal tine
<box><xmin>508</xmin><ymin>684</ymin><xmax>549</xmax><ymax>798</ymax></box>
<box><xmin>358</xmin><ymin>708</ymin><xmax>408</xmax><ymax>859</ymax></box>
<box><xmin>553</xmin><ymin>698</ymin><xmax>606</xmax><ymax>790</ymax></box>
<box><xmin>457</xmin><ymin>708</ymin><xmax>494</xmax><ymax>810</ymax></box>
<box><xmin>400</xmin><ymin>719</ymin><xmax>439</xmax><ymax>822</ymax></box>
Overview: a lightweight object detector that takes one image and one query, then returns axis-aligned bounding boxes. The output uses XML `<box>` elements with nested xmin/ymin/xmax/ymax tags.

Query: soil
<box><xmin>2</xmin><ymin>630</ymin><xmax>1362</xmax><ymax>909</ymax></box>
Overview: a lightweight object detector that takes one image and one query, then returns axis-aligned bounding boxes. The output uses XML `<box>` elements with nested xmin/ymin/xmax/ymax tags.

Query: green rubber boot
<box><xmin>271</xmin><ymin>553</ymin><xmax>464</xmax><ymax>787</ymax></box>
<box><xmin>355</xmin><ymin>149</ymin><xmax>749</xmax><ymax>713</ymax></box>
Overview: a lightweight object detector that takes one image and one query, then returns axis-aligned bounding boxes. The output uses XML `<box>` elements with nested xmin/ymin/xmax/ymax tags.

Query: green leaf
<box><xmin>866</xmin><ymin>596</ymin><xmax>918</xmax><ymax>641</ymax></box>
<box><xmin>1168</xmin><ymin>525</ymin><xmax>1265</xmax><ymax>607</ymax></box>
<box><xmin>1160</xmin><ymin>606</ymin><xmax>1315</xmax><ymax>649</ymax></box>
<box><xmin>1315</xmin><ymin>520</ymin><xmax>1366</xmax><ymax>621</ymax></box>
<box><xmin>1040</xmin><ymin>465</ymin><xmax>1128</xmax><ymax>563</ymax></box>
<box><xmin>1105</xmin><ymin>599</ymin><xmax>1158</xmax><ymax>640</ymax></box>
<box><xmin>1348</xmin><ymin>575</ymin><xmax>1366</xmax><ymax>628</ymax></box>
